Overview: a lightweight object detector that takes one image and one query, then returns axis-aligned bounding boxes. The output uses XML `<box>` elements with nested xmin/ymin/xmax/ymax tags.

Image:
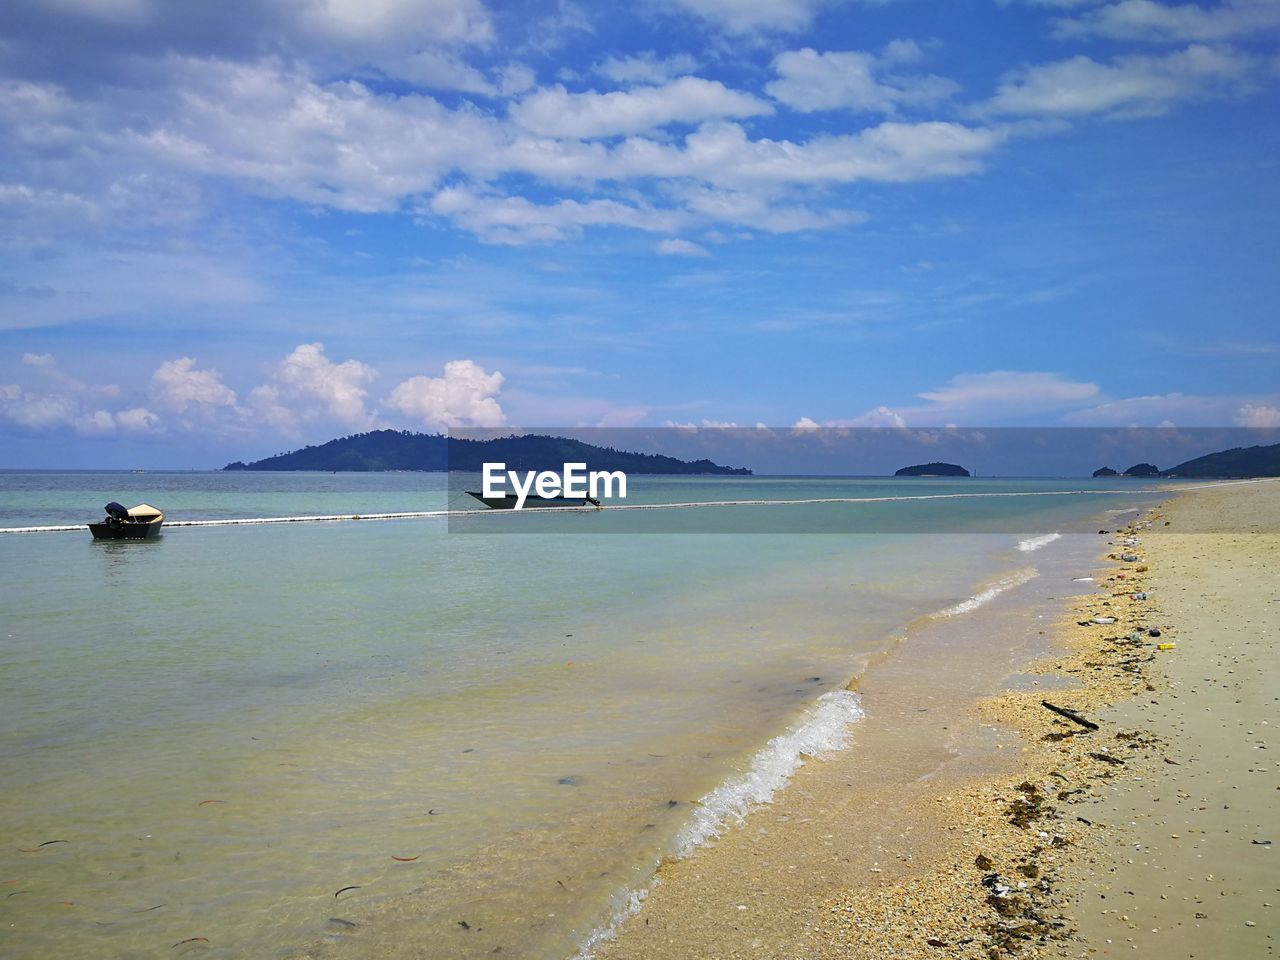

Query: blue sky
<box><xmin>1</xmin><ymin>0</ymin><xmax>1277</xmax><ymax>468</ymax></box>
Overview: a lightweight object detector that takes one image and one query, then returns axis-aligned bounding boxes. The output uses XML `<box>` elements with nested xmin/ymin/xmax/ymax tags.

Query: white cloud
<box><xmin>1062</xmin><ymin>391</ymin><xmax>1266</xmax><ymax>425</ymax></box>
<box><xmin>75</xmin><ymin>409</ymin><xmax>117</xmax><ymax>435</ymax></box>
<box><xmin>1235</xmin><ymin>403</ymin><xmax>1280</xmax><ymax>427</ymax></box>
<box><xmin>670</xmin><ymin>182</ymin><xmax>865</xmax><ymax>232</ymax></box>
<box><xmin>428</xmin><ymin>187</ymin><xmax>685</xmax><ymax>244</ymax></box>
<box><xmin>510</xmin><ymin>77</ymin><xmax>773</xmax><ymax>138</ymax></box>
<box><xmin>138</xmin><ymin>57</ymin><xmax>506</xmax><ymax>213</ymax></box>
<box><xmin>0</xmin><ymin>384</ymin><xmax>79</xmax><ymax>430</ymax></box>
<box><xmin>150</xmin><ymin>357</ymin><xmax>237</xmax><ymax>413</ymax></box>
<box><xmin>302</xmin><ymin>0</ymin><xmax>494</xmax><ymax>47</ymax></box>
<box><xmin>386</xmin><ymin>359</ymin><xmax>506</xmax><ymax>427</ymax></box>
<box><xmin>378</xmin><ymin>51</ymin><xmax>500</xmax><ymax>93</ymax></box>
<box><xmin>74</xmin><ymin>407</ymin><xmax>161</xmax><ymax>435</ymax></box>
<box><xmin>115</xmin><ymin>407</ymin><xmax>162</xmax><ymax>432</ymax></box>
<box><xmin>271</xmin><ymin>342</ymin><xmax>378</xmax><ymax>428</ymax></box>
<box><xmin>17</xmin><ymin>351</ymin><xmax>121</xmax><ymax>400</ymax></box>
<box><xmin>1053</xmin><ymin>0</ymin><xmax>1280</xmax><ymax>42</ymax></box>
<box><xmin>669</xmin><ymin>0</ymin><xmax>830</xmax><ymax>33</ymax></box>
<box><xmin>982</xmin><ymin>45</ymin><xmax>1255</xmax><ymax>118</ymax></box>
<box><xmin>914</xmin><ymin>371</ymin><xmax>1100</xmax><ymax>419</ymax></box>
<box><xmin>838</xmin><ymin>405</ymin><xmax>908</xmax><ymax>427</ymax></box>
<box><xmin>766</xmin><ymin>46</ymin><xmax>959</xmax><ymax>114</ymax></box>
<box><xmin>0</xmin><ymin>375</ymin><xmax>158</xmax><ymax>434</ymax></box>
<box><xmin>513</xmin><ymin>120</ymin><xmax>1004</xmax><ymax>188</ymax></box>
<box><xmin>245</xmin><ymin>384</ymin><xmax>300</xmax><ymax>435</ymax></box>
<box><xmin>657</xmin><ymin>238</ymin><xmax>711</xmax><ymax>256</ymax></box>
<box><xmin>597</xmin><ymin>52</ymin><xmax>700</xmax><ymax>85</ymax></box>
<box><xmin>0</xmin><ymin>47</ymin><xmax>1004</xmax><ymax>247</ymax></box>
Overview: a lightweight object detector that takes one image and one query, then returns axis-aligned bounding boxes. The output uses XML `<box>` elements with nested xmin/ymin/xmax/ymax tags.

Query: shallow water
<box><xmin>0</xmin><ymin>473</ymin><xmax>1161</xmax><ymax>959</ymax></box>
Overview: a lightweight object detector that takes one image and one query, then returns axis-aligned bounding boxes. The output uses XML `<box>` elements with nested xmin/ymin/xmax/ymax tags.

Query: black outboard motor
<box><xmin>104</xmin><ymin>502</ymin><xmax>129</xmax><ymax>527</ymax></box>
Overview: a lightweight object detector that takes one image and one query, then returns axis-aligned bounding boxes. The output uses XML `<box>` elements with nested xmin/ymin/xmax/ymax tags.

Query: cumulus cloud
<box><xmin>1052</xmin><ymin>0</ymin><xmax>1280</xmax><ymax>43</ymax></box>
<box><xmin>0</xmin><ymin>383</ymin><xmax>79</xmax><ymax>430</ymax></box>
<box><xmin>133</xmin><ymin>58</ymin><xmax>510</xmax><ymax>214</ymax></box>
<box><xmin>982</xmin><ymin>44</ymin><xmax>1255</xmax><ymax>117</ymax></box>
<box><xmin>1235</xmin><ymin>403</ymin><xmax>1280</xmax><ymax>427</ymax></box>
<box><xmin>508</xmin><ymin>120</ymin><xmax>1004</xmax><ymax>188</ymax></box>
<box><xmin>386</xmin><ymin>359</ymin><xmax>506</xmax><ymax>427</ymax></box>
<box><xmin>150</xmin><ymin>357</ymin><xmax>237</xmax><ymax>413</ymax></box>
<box><xmin>115</xmin><ymin>406</ymin><xmax>162</xmax><ymax>431</ymax></box>
<box><xmin>597</xmin><ymin>52</ymin><xmax>700</xmax><ymax>85</ymax></box>
<box><xmin>766</xmin><ymin>44</ymin><xmax>959</xmax><ymax>114</ymax></box>
<box><xmin>301</xmin><ymin>0</ymin><xmax>494</xmax><ymax>47</ymax></box>
<box><xmin>1</xmin><ymin>0</ymin><xmax>496</xmax><ymax>84</ymax></box>
<box><xmin>837</xmin><ymin>405</ymin><xmax>908</xmax><ymax>427</ymax></box>
<box><xmin>271</xmin><ymin>342</ymin><xmax>378</xmax><ymax>428</ymax></box>
<box><xmin>510</xmin><ymin>77</ymin><xmax>773</xmax><ymax>138</ymax></box>
<box><xmin>73</xmin><ymin>406</ymin><xmax>161</xmax><ymax>435</ymax></box>
<box><xmin>1</xmin><ymin>378</ymin><xmax>159</xmax><ymax>435</ymax></box>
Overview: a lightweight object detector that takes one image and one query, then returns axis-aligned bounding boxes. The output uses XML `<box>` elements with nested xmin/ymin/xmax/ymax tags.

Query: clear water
<box><xmin>0</xmin><ymin>472</ymin><xmax>1160</xmax><ymax>959</ymax></box>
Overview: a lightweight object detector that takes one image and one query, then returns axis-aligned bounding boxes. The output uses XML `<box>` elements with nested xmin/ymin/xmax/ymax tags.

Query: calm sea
<box><xmin>0</xmin><ymin>472</ymin><xmax>1165</xmax><ymax>959</ymax></box>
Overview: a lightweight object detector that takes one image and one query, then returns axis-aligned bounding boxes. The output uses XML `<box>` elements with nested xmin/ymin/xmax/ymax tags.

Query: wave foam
<box><xmin>935</xmin><ymin>567</ymin><xmax>1038</xmax><ymax>618</ymax></box>
<box><xmin>1017</xmin><ymin>532</ymin><xmax>1061</xmax><ymax>552</ymax></box>
<box><xmin>673</xmin><ymin>690</ymin><xmax>864</xmax><ymax>858</ymax></box>
<box><xmin>575</xmin><ymin>690</ymin><xmax>863</xmax><ymax>958</ymax></box>
<box><xmin>575</xmin><ymin>885</ymin><xmax>651</xmax><ymax>959</ymax></box>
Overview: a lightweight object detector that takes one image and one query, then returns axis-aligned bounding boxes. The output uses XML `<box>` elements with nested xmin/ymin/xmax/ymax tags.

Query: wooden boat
<box><xmin>465</xmin><ymin>491</ymin><xmax>600</xmax><ymax>510</ymax></box>
<box><xmin>88</xmin><ymin>502</ymin><xmax>164</xmax><ymax>540</ymax></box>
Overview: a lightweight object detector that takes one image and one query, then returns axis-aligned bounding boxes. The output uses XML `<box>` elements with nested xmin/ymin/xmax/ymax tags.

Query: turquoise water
<box><xmin>0</xmin><ymin>473</ymin><xmax>1164</xmax><ymax>959</ymax></box>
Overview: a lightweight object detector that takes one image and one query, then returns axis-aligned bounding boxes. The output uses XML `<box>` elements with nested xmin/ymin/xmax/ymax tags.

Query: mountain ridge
<box><xmin>224</xmin><ymin>430</ymin><xmax>752</xmax><ymax>475</ymax></box>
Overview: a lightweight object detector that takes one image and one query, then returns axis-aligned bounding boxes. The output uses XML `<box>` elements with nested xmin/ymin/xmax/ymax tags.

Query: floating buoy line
<box><xmin>0</xmin><ymin>478</ymin><xmax>1264</xmax><ymax>535</ymax></box>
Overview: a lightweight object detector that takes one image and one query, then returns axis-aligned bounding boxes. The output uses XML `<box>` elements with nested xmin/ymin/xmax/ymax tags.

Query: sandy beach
<box><xmin>596</xmin><ymin>479</ymin><xmax>1279</xmax><ymax>960</ymax></box>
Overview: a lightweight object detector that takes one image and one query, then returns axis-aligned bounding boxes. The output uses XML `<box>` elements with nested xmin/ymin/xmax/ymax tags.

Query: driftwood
<box><xmin>1088</xmin><ymin>751</ymin><xmax>1125</xmax><ymax>766</ymax></box>
<box><xmin>1040</xmin><ymin>700</ymin><xmax>1100</xmax><ymax>731</ymax></box>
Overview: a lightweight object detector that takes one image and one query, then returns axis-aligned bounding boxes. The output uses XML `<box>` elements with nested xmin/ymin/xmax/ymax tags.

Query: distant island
<box><xmin>1123</xmin><ymin>462</ymin><xmax>1160</xmax><ymax>477</ymax></box>
<box><xmin>224</xmin><ymin>430</ymin><xmax>752</xmax><ymax>475</ymax></box>
<box><xmin>1087</xmin><ymin>442</ymin><xmax>1280</xmax><ymax>479</ymax></box>
<box><xmin>1161</xmin><ymin>441</ymin><xmax>1280</xmax><ymax>478</ymax></box>
<box><xmin>894</xmin><ymin>462</ymin><xmax>970</xmax><ymax>477</ymax></box>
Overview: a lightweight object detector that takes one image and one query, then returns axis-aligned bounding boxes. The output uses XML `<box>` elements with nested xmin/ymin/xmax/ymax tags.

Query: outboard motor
<box><xmin>104</xmin><ymin>502</ymin><xmax>129</xmax><ymax>527</ymax></box>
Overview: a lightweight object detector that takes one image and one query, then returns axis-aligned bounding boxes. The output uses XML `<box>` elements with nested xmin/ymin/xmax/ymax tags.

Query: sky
<box><xmin>1</xmin><ymin>0</ymin><xmax>1278</xmax><ymax>469</ymax></box>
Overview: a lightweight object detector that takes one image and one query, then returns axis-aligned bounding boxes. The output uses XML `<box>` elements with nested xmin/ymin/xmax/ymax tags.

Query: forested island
<box><xmin>224</xmin><ymin>430</ymin><xmax>752</xmax><ymax>475</ymax></box>
<box><xmin>1089</xmin><ymin>442</ymin><xmax>1280</xmax><ymax>479</ymax></box>
<box><xmin>1160</xmin><ymin>441</ymin><xmax>1280</xmax><ymax>478</ymax></box>
<box><xmin>894</xmin><ymin>462</ymin><xmax>970</xmax><ymax>477</ymax></box>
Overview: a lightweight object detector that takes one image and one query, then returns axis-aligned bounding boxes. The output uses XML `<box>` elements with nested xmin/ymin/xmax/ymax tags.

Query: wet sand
<box><xmin>595</xmin><ymin>479</ymin><xmax>1279</xmax><ymax>960</ymax></box>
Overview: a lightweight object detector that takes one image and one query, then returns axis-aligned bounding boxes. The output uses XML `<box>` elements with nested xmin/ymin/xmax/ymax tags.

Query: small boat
<box><xmin>88</xmin><ymin>502</ymin><xmax>164</xmax><ymax>540</ymax></box>
<box><xmin>465</xmin><ymin>491</ymin><xmax>600</xmax><ymax>510</ymax></box>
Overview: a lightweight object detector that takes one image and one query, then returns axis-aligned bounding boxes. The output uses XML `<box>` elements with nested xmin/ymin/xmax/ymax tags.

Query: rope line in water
<box><xmin>0</xmin><ymin>478</ymin><xmax>1261</xmax><ymax>535</ymax></box>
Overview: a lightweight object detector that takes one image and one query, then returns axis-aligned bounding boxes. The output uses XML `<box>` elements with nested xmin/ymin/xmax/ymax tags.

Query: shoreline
<box><xmin>592</xmin><ymin>479</ymin><xmax>1278</xmax><ymax>959</ymax></box>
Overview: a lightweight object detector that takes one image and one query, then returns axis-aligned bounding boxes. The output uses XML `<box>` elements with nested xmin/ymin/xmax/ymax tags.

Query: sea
<box><xmin>0</xmin><ymin>471</ymin><xmax>1170</xmax><ymax>959</ymax></box>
